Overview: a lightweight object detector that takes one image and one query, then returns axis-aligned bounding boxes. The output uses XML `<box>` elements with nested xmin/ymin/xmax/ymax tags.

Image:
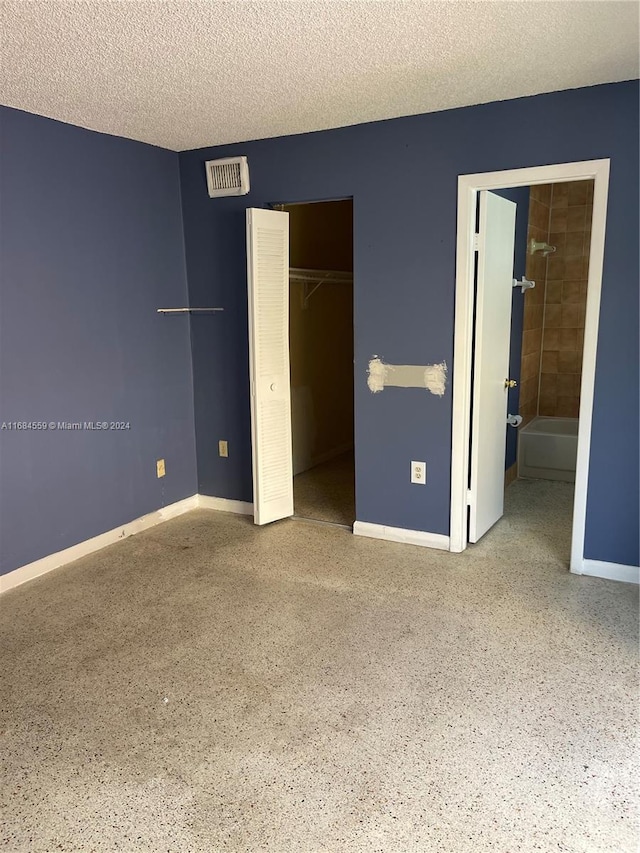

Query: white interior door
<box><xmin>469</xmin><ymin>191</ymin><xmax>516</xmax><ymax>542</ymax></box>
<box><xmin>246</xmin><ymin>208</ymin><xmax>294</xmax><ymax>525</ymax></box>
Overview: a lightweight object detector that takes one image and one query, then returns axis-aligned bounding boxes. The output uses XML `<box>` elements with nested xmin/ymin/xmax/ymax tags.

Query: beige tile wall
<box><xmin>539</xmin><ymin>180</ymin><xmax>593</xmax><ymax>418</ymax></box>
<box><xmin>520</xmin><ymin>184</ymin><xmax>550</xmax><ymax>426</ymax></box>
<box><xmin>519</xmin><ymin>180</ymin><xmax>593</xmax><ymax>424</ymax></box>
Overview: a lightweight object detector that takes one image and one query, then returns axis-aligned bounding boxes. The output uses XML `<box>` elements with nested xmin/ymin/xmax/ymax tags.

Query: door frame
<box><xmin>450</xmin><ymin>159</ymin><xmax>610</xmax><ymax>573</ymax></box>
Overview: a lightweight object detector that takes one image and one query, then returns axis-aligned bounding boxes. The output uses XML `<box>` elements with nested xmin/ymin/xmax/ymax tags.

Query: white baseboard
<box><xmin>575</xmin><ymin>559</ymin><xmax>639</xmax><ymax>584</ymax></box>
<box><xmin>353</xmin><ymin>521</ymin><xmax>450</xmax><ymax>551</ymax></box>
<box><xmin>0</xmin><ymin>495</ymin><xmax>199</xmax><ymax>594</ymax></box>
<box><xmin>197</xmin><ymin>495</ymin><xmax>253</xmax><ymax>515</ymax></box>
<box><xmin>0</xmin><ymin>493</ymin><xmax>256</xmax><ymax>595</ymax></box>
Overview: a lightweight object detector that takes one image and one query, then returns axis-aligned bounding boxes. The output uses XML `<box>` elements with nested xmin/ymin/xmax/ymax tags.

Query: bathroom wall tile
<box><xmin>577</xmin><ymin>328</ymin><xmax>585</xmax><ymax>352</ymax></box>
<box><xmin>540</xmin><ymin>372</ymin><xmax>557</xmax><ymax>395</ymax></box>
<box><xmin>557</xmin><ymin>373</ymin><xmax>580</xmax><ymax>396</ymax></box>
<box><xmin>556</xmin><ymin>396</ymin><xmax>580</xmax><ymax>418</ymax></box>
<box><xmin>533</xmin><ymin>302</ymin><xmax>545</xmax><ymax>328</ymax></box>
<box><xmin>562</xmin><ymin>280</ymin><xmax>587</xmax><ymax>303</ymax></box>
<box><xmin>585</xmin><ymin>203</ymin><xmax>593</xmax><ymax>232</ymax></box>
<box><xmin>567</xmin><ymin>205</ymin><xmax>587</xmax><ymax>232</ymax></box>
<box><xmin>568</xmin><ymin>180</ymin><xmax>590</xmax><ymax>206</ymax></box>
<box><xmin>539</xmin><ymin>396</ymin><xmax>557</xmax><ymax>418</ymax></box>
<box><xmin>558</xmin><ymin>350</ymin><xmax>582</xmax><ymax>374</ymax></box>
<box><xmin>545</xmin><ymin>280</ymin><xmax>563</xmax><ymax>304</ymax></box>
<box><xmin>550</xmin><ymin>206</ymin><xmax>568</xmax><ymax>233</ymax></box>
<box><xmin>543</xmin><ymin>327</ymin><xmax>560</xmax><ymax>350</ymax></box>
<box><xmin>551</xmin><ymin>182</ymin><xmax>569</xmax><ymax>208</ymax></box>
<box><xmin>564</xmin><ymin>256</ymin><xmax>587</xmax><ymax>280</ymax></box>
<box><xmin>524</xmin><ymin>257</ymin><xmax>536</xmax><ymax>282</ymax></box>
<box><xmin>520</xmin><ymin>377</ymin><xmax>539</xmax><ymax>407</ymax></box>
<box><xmin>526</xmin><ymin>278</ymin><xmax>545</xmax><ymax>304</ymax></box>
<box><xmin>522</xmin><ymin>352</ymin><xmax>541</xmax><ymax>380</ymax></box>
<box><xmin>530</xmin><ymin>255</ymin><xmax>548</xmax><ymax>284</ymax></box>
<box><xmin>522</xmin><ymin>303</ymin><xmax>534</xmax><ymax>330</ymax></box>
<box><xmin>561</xmin><ymin>302</ymin><xmax>586</xmax><ymax>328</ymax></box>
<box><xmin>559</xmin><ymin>328</ymin><xmax>578</xmax><ymax>350</ymax></box>
<box><xmin>545</xmin><ymin>303</ymin><xmax>562</xmax><ymax>328</ymax></box>
<box><xmin>541</xmin><ymin>350</ymin><xmax>559</xmax><ymax>373</ymax></box>
<box><xmin>528</xmin><ymin>223</ymin><xmax>548</xmax><ymax>241</ymax></box>
<box><xmin>546</xmin><ymin>253</ymin><xmax>565</xmax><ymax>279</ymax></box>
<box><xmin>531</xmin><ymin>183</ymin><xmax>552</xmax><ymax>206</ymax></box>
<box><xmin>529</xmin><ymin>184</ymin><xmax>542</xmax><ymax>203</ymax></box>
<box><xmin>524</xmin><ymin>303</ymin><xmax>544</xmax><ymax>331</ymax></box>
<box><xmin>548</xmin><ymin>232</ymin><xmax>566</xmax><ymax>255</ymax></box>
<box><xmin>529</xmin><ymin>199</ymin><xmax>550</xmax><ymax>231</ymax></box>
<box><xmin>565</xmin><ymin>232</ymin><xmax>585</xmax><ymax>258</ymax></box>
<box><xmin>522</xmin><ymin>327</ymin><xmax>543</xmax><ymax>356</ymax></box>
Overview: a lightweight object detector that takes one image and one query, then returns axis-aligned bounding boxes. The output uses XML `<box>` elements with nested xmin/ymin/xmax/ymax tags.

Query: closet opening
<box><xmin>279</xmin><ymin>199</ymin><xmax>355</xmax><ymax>527</ymax></box>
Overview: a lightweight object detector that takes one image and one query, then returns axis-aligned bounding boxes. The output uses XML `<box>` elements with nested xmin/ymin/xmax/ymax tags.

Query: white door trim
<box><xmin>450</xmin><ymin>159</ymin><xmax>611</xmax><ymax>574</ymax></box>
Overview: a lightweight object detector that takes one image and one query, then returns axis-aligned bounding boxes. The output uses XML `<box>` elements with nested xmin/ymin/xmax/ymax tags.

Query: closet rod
<box><xmin>289</xmin><ymin>267</ymin><xmax>352</xmax><ymax>284</ymax></box>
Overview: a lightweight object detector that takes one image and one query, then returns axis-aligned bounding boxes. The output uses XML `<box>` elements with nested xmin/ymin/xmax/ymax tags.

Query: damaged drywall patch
<box><xmin>423</xmin><ymin>361</ymin><xmax>448</xmax><ymax>396</ymax></box>
<box><xmin>367</xmin><ymin>356</ymin><xmax>447</xmax><ymax>396</ymax></box>
<box><xmin>367</xmin><ymin>357</ymin><xmax>387</xmax><ymax>393</ymax></box>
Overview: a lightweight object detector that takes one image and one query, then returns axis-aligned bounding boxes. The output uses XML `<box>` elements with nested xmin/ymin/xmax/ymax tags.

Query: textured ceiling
<box><xmin>1</xmin><ymin>1</ymin><xmax>638</xmax><ymax>151</ymax></box>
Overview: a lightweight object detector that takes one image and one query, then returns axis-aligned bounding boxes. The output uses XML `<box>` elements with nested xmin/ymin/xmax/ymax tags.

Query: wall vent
<box><xmin>205</xmin><ymin>156</ymin><xmax>250</xmax><ymax>198</ymax></box>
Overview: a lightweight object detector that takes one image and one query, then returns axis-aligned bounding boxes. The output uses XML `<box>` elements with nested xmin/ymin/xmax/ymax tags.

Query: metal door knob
<box><xmin>505</xmin><ymin>379</ymin><xmax>517</xmax><ymax>389</ymax></box>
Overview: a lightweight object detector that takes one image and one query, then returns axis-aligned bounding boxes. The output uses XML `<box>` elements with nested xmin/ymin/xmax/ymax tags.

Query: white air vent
<box><xmin>205</xmin><ymin>156</ymin><xmax>250</xmax><ymax>198</ymax></box>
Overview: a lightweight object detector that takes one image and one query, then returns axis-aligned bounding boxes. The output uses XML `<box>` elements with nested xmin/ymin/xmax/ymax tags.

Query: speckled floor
<box><xmin>1</xmin><ymin>479</ymin><xmax>638</xmax><ymax>852</ymax></box>
<box><xmin>294</xmin><ymin>451</ymin><xmax>355</xmax><ymax>526</ymax></box>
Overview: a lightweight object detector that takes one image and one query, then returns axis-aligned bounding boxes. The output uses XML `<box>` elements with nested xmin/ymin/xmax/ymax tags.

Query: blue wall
<box><xmin>494</xmin><ymin>186</ymin><xmax>530</xmax><ymax>470</ymax></box>
<box><xmin>0</xmin><ymin>107</ymin><xmax>197</xmax><ymax>576</ymax></box>
<box><xmin>179</xmin><ymin>81</ymin><xmax>639</xmax><ymax>567</ymax></box>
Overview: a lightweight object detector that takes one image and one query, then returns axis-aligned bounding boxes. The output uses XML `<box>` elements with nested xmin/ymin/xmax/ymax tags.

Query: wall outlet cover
<box><xmin>219</xmin><ymin>440</ymin><xmax>228</xmax><ymax>458</ymax></box>
<box><xmin>411</xmin><ymin>460</ymin><xmax>426</xmax><ymax>484</ymax></box>
<box><xmin>156</xmin><ymin>459</ymin><xmax>166</xmax><ymax>478</ymax></box>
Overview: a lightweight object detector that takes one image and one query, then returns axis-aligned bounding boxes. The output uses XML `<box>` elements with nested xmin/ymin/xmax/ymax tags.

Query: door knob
<box><xmin>270</xmin><ymin>383</ymin><xmax>277</xmax><ymax>391</ymax></box>
<box><xmin>505</xmin><ymin>379</ymin><xmax>517</xmax><ymax>389</ymax></box>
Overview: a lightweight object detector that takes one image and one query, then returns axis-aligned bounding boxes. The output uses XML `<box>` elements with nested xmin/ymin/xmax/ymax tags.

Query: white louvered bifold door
<box><xmin>246</xmin><ymin>208</ymin><xmax>294</xmax><ymax>525</ymax></box>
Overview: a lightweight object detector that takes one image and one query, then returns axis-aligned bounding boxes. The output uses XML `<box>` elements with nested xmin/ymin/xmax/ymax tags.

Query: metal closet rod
<box><xmin>157</xmin><ymin>308</ymin><xmax>224</xmax><ymax>314</ymax></box>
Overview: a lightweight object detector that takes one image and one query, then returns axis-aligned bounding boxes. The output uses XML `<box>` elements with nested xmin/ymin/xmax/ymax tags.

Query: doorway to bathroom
<box><xmin>504</xmin><ymin>178</ymin><xmax>594</xmax><ymax>570</ymax></box>
<box><xmin>450</xmin><ymin>160</ymin><xmax>610</xmax><ymax>578</ymax></box>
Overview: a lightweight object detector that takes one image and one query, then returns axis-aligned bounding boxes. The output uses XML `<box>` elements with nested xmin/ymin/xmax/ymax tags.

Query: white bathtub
<box><xmin>518</xmin><ymin>417</ymin><xmax>578</xmax><ymax>482</ymax></box>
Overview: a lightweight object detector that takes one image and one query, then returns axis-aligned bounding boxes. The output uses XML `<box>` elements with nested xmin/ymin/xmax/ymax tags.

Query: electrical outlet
<box><xmin>218</xmin><ymin>440</ymin><xmax>228</xmax><ymax>458</ymax></box>
<box><xmin>156</xmin><ymin>458</ymin><xmax>166</xmax><ymax>478</ymax></box>
<box><xmin>411</xmin><ymin>460</ymin><xmax>426</xmax><ymax>485</ymax></box>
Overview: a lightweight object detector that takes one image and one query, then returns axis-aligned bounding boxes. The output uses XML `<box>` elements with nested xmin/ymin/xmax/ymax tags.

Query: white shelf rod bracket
<box><xmin>512</xmin><ymin>277</ymin><xmax>535</xmax><ymax>294</ymax></box>
<box><xmin>157</xmin><ymin>308</ymin><xmax>224</xmax><ymax>314</ymax></box>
